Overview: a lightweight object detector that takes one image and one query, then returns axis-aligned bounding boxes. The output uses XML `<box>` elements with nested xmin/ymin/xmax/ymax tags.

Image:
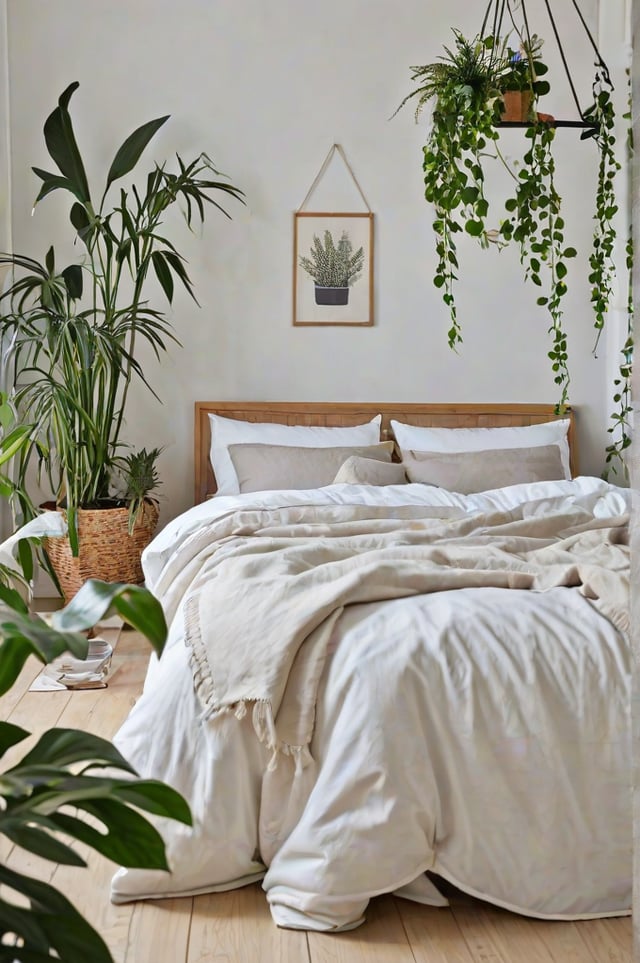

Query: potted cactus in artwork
<box><xmin>299</xmin><ymin>229</ymin><xmax>364</xmax><ymax>305</ymax></box>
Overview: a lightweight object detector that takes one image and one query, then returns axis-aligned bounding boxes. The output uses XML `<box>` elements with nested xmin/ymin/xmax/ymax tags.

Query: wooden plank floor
<box><xmin>0</xmin><ymin>626</ymin><xmax>632</xmax><ymax>963</ymax></box>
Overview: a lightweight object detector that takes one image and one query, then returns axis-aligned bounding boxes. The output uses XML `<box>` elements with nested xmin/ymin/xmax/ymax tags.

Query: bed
<box><xmin>110</xmin><ymin>402</ymin><xmax>631</xmax><ymax>932</ymax></box>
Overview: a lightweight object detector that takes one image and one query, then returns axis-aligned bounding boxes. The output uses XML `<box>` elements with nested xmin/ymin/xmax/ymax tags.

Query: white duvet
<box><xmin>110</xmin><ymin>476</ymin><xmax>631</xmax><ymax>931</ymax></box>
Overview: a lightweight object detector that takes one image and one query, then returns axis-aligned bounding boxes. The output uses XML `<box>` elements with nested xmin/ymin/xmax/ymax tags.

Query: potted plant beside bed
<box><xmin>0</xmin><ymin>82</ymin><xmax>244</xmax><ymax>601</ymax></box>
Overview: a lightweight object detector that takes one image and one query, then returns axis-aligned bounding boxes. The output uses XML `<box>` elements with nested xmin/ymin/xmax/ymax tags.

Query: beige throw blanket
<box><xmin>177</xmin><ymin>501</ymin><xmax>628</xmax><ymax>759</ymax></box>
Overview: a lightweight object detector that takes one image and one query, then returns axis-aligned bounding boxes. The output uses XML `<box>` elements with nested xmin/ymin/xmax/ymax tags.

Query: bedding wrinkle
<box><xmin>177</xmin><ymin>502</ymin><xmax>628</xmax><ymax>765</ymax></box>
<box><xmin>111</xmin><ymin>479</ymin><xmax>631</xmax><ymax>927</ymax></box>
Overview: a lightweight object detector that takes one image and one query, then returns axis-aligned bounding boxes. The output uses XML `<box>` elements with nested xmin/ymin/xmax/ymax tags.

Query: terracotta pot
<box><xmin>43</xmin><ymin>501</ymin><xmax>159</xmax><ymax>604</ymax></box>
<box><xmin>501</xmin><ymin>90</ymin><xmax>533</xmax><ymax>123</ymax></box>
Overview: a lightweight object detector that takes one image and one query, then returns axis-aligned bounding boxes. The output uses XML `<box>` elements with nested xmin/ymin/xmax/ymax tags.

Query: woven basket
<box><xmin>43</xmin><ymin>501</ymin><xmax>160</xmax><ymax>605</ymax></box>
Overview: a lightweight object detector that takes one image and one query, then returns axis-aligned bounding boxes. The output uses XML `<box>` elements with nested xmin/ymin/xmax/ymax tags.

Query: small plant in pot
<box><xmin>0</xmin><ymin>82</ymin><xmax>244</xmax><ymax>599</ymax></box>
<box><xmin>299</xmin><ymin>229</ymin><xmax>364</xmax><ymax>305</ymax></box>
<box><xmin>42</xmin><ymin>447</ymin><xmax>163</xmax><ymax>604</ymax></box>
<box><xmin>500</xmin><ymin>34</ymin><xmax>549</xmax><ymax>122</ymax></box>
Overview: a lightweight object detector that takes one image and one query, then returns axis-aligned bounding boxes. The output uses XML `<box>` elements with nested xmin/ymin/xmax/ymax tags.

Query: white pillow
<box><xmin>209</xmin><ymin>413</ymin><xmax>382</xmax><ymax>494</ymax></box>
<box><xmin>390</xmin><ymin>418</ymin><xmax>572</xmax><ymax>479</ymax></box>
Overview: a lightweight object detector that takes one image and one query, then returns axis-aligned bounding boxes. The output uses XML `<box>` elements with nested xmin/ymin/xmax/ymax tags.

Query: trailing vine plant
<box><xmin>393</xmin><ymin>28</ymin><xmax>552</xmax><ymax>352</ymax></box>
<box><xmin>603</xmin><ymin>80</ymin><xmax>633</xmax><ymax>480</ymax></box>
<box><xmin>393</xmin><ymin>32</ymin><xmax>511</xmax><ymax>348</ymax></box>
<box><xmin>500</xmin><ymin>122</ymin><xmax>577</xmax><ymax>410</ymax></box>
<box><xmin>583</xmin><ymin>67</ymin><xmax>621</xmax><ymax>350</ymax></box>
<box><xmin>603</xmin><ymin>232</ymin><xmax>633</xmax><ymax>479</ymax></box>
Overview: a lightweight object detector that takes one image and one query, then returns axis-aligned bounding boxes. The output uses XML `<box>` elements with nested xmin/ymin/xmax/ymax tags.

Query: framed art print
<box><xmin>293</xmin><ymin>211</ymin><xmax>374</xmax><ymax>326</ymax></box>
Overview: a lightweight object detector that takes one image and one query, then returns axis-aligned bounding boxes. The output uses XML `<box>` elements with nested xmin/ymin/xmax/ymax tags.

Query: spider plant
<box><xmin>0</xmin><ymin>82</ymin><xmax>244</xmax><ymax>555</ymax></box>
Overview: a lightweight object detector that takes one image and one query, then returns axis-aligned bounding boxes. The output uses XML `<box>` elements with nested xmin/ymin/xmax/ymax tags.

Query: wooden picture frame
<box><xmin>293</xmin><ymin>212</ymin><xmax>374</xmax><ymax>326</ymax></box>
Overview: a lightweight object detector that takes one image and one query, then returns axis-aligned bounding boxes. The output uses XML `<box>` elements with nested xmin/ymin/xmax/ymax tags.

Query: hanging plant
<box><xmin>582</xmin><ymin>68</ymin><xmax>621</xmax><ymax>349</ymax></box>
<box><xmin>393</xmin><ymin>30</ymin><xmax>534</xmax><ymax>347</ymax></box>
<box><xmin>393</xmin><ymin>28</ymin><xmax>554</xmax><ymax>349</ymax></box>
<box><xmin>500</xmin><ymin>122</ymin><xmax>577</xmax><ymax>410</ymax></box>
<box><xmin>603</xmin><ymin>85</ymin><xmax>633</xmax><ymax>481</ymax></box>
<box><xmin>394</xmin><ymin>4</ymin><xmax>630</xmax><ymax>470</ymax></box>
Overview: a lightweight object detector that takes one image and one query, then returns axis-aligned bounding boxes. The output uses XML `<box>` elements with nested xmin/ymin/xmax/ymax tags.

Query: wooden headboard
<box><xmin>194</xmin><ymin>401</ymin><xmax>577</xmax><ymax>504</ymax></box>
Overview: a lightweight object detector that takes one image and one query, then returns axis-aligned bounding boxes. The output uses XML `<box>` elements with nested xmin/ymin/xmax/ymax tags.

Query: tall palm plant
<box><xmin>0</xmin><ymin>82</ymin><xmax>244</xmax><ymax>554</ymax></box>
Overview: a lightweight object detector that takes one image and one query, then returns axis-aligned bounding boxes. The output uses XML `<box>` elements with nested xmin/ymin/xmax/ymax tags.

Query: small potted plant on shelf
<box><xmin>299</xmin><ymin>229</ymin><xmax>364</xmax><ymax>305</ymax></box>
<box><xmin>0</xmin><ymin>82</ymin><xmax>244</xmax><ymax>600</ymax></box>
<box><xmin>500</xmin><ymin>34</ymin><xmax>549</xmax><ymax>122</ymax></box>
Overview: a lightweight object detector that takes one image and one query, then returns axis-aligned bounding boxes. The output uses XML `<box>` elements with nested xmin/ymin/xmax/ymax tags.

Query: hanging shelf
<box><xmin>484</xmin><ymin>0</ymin><xmax>612</xmax><ymax>132</ymax></box>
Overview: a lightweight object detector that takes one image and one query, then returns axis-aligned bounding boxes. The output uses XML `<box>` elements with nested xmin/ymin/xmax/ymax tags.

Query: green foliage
<box><xmin>115</xmin><ymin>446</ymin><xmax>162</xmax><ymax>534</ymax></box>
<box><xmin>590</xmin><ymin>68</ymin><xmax>630</xmax><ymax>475</ymax></box>
<box><xmin>423</xmin><ymin>84</ymin><xmax>500</xmax><ymax>347</ymax></box>
<box><xmin>396</xmin><ymin>29</ymin><xmax>559</xmax><ymax>348</ymax></box>
<box><xmin>299</xmin><ymin>230</ymin><xmax>364</xmax><ymax>289</ymax></box>
<box><xmin>0</xmin><ymin>577</ymin><xmax>190</xmax><ymax>962</ymax></box>
<box><xmin>501</xmin><ymin>122</ymin><xmax>577</xmax><ymax>411</ymax></box>
<box><xmin>501</xmin><ymin>34</ymin><xmax>549</xmax><ymax>96</ymax></box>
<box><xmin>0</xmin><ymin>83</ymin><xmax>244</xmax><ymax>552</ymax></box>
<box><xmin>583</xmin><ymin>81</ymin><xmax>621</xmax><ymax>347</ymax></box>
<box><xmin>392</xmin><ymin>31</ymin><xmax>509</xmax><ymax>122</ymax></box>
<box><xmin>396</xmin><ymin>25</ymin><xmax>628</xmax><ymax>469</ymax></box>
<box><xmin>603</xmin><ymin>232</ymin><xmax>633</xmax><ymax>481</ymax></box>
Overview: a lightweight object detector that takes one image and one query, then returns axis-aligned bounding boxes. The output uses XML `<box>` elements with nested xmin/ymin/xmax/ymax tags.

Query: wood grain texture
<box><xmin>194</xmin><ymin>401</ymin><xmax>577</xmax><ymax>503</ymax></box>
<box><xmin>126</xmin><ymin>898</ymin><xmax>193</xmax><ymax>963</ymax></box>
<box><xmin>307</xmin><ymin>895</ymin><xmax>414</xmax><ymax>963</ymax></box>
<box><xmin>187</xmin><ymin>883</ymin><xmax>307</xmax><ymax>962</ymax></box>
<box><xmin>448</xmin><ymin>896</ymin><xmax>628</xmax><ymax>963</ymax></box>
<box><xmin>395</xmin><ymin>896</ymin><xmax>476</xmax><ymax>963</ymax></box>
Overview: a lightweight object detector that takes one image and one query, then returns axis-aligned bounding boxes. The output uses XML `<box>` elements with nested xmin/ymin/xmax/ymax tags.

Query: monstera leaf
<box><xmin>0</xmin><ymin>578</ymin><xmax>190</xmax><ymax>962</ymax></box>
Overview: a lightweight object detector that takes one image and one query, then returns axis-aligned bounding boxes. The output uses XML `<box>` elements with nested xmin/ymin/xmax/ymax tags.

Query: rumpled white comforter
<box><xmin>110</xmin><ymin>476</ymin><xmax>631</xmax><ymax>931</ymax></box>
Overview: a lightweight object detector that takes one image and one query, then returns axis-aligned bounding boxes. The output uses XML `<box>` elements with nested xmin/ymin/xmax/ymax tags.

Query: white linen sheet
<box><xmin>110</xmin><ymin>477</ymin><xmax>631</xmax><ymax>931</ymax></box>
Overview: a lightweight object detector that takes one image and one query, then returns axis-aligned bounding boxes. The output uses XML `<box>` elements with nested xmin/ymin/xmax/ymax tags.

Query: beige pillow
<box><xmin>334</xmin><ymin>455</ymin><xmax>408</xmax><ymax>487</ymax></box>
<box><xmin>403</xmin><ymin>444</ymin><xmax>565</xmax><ymax>494</ymax></box>
<box><xmin>228</xmin><ymin>441</ymin><xmax>394</xmax><ymax>493</ymax></box>
<box><xmin>390</xmin><ymin>418</ymin><xmax>572</xmax><ymax>478</ymax></box>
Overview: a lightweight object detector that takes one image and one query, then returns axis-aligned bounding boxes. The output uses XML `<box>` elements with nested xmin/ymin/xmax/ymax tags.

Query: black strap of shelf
<box><xmin>498</xmin><ymin>119</ymin><xmax>599</xmax><ymax>129</ymax></box>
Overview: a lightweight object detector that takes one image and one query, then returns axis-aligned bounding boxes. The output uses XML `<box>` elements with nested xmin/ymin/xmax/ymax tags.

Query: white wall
<box><xmin>0</xmin><ymin>0</ymin><xmax>8</xmax><ymax>258</ymax></box>
<box><xmin>5</xmin><ymin>0</ymin><xmax>629</xmax><ymax>521</ymax></box>
<box><xmin>0</xmin><ymin>0</ymin><xmax>14</xmax><ymax>539</ymax></box>
<box><xmin>630</xmin><ymin>2</ymin><xmax>640</xmax><ymax>953</ymax></box>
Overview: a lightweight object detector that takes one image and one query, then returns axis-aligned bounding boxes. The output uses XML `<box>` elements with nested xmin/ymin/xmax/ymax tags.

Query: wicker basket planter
<box><xmin>43</xmin><ymin>501</ymin><xmax>160</xmax><ymax>605</ymax></box>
